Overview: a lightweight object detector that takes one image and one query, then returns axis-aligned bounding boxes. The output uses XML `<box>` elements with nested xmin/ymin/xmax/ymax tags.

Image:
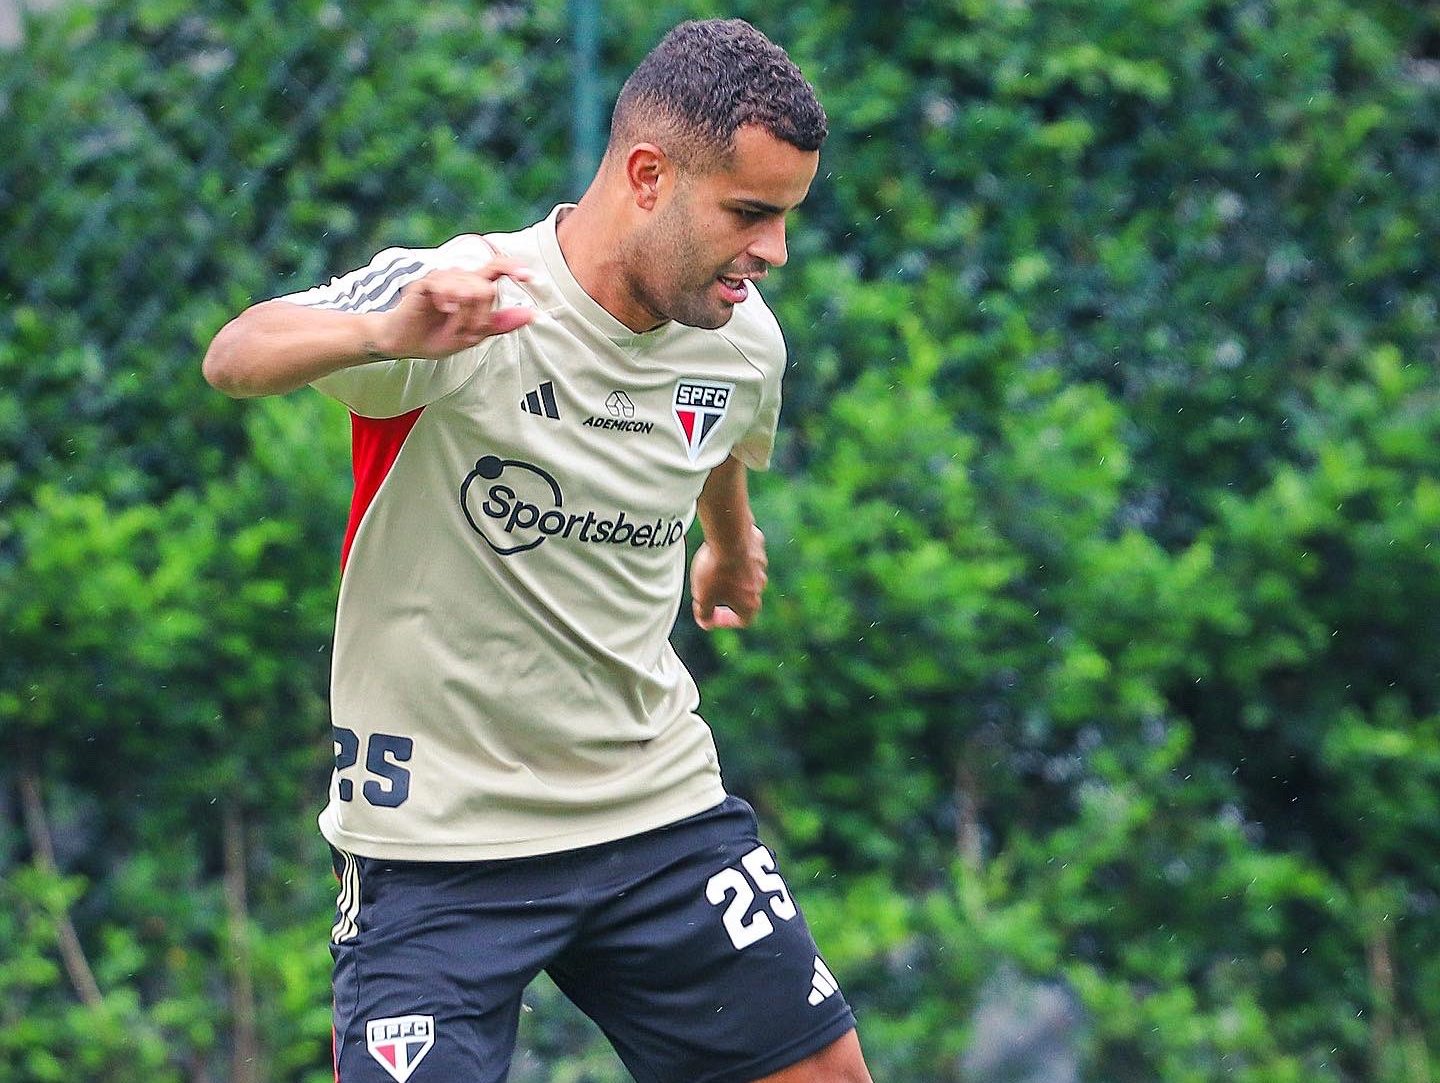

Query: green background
<box><xmin>2</xmin><ymin>0</ymin><xmax>1439</xmax><ymax>1079</ymax></box>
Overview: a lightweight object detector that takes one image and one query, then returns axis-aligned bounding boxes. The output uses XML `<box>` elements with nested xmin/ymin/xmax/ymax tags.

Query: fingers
<box><xmin>435</xmin><ymin>306</ymin><xmax>490</xmax><ymax>345</ymax></box>
<box><xmin>707</xmin><ymin>606</ymin><xmax>747</xmax><ymax>630</ymax></box>
<box><xmin>692</xmin><ymin>597</ymin><xmax>757</xmax><ymax>631</ymax></box>
<box><xmin>693</xmin><ymin>598</ymin><xmax>714</xmax><ymax>629</ymax></box>
<box><xmin>389</xmin><ymin>260</ymin><xmax>537</xmax><ymax>354</ymax></box>
<box><xmin>489</xmin><ymin>307</ymin><xmax>537</xmax><ymax>335</ymax></box>
<box><xmin>418</xmin><ymin>260</ymin><xmax>532</xmax><ymax>314</ymax></box>
<box><xmin>690</xmin><ymin>536</ymin><xmax>766</xmax><ymax>632</ymax></box>
<box><xmin>475</xmin><ymin>257</ymin><xmax>533</xmax><ymax>283</ymax></box>
<box><xmin>439</xmin><ymin>300</ymin><xmax>518</xmax><ymax>340</ymax></box>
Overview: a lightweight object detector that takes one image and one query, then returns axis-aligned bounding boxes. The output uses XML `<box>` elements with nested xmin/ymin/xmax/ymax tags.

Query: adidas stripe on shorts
<box><xmin>329</xmin><ymin>797</ymin><xmax>856</xmax><ymax>1083</ymax></box>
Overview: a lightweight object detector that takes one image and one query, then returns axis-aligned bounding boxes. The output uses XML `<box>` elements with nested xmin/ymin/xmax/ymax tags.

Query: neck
<box><xmin>554</xmin><ymin>189</ymin><xmax>665</xmax><ymax>334</ymax></box>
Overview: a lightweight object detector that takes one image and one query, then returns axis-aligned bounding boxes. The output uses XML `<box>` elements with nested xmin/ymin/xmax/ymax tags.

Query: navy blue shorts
<box><xmin>329</xmin><ymin>797</ymin><xmax>856</xmax><ymax>1083</ymax></box>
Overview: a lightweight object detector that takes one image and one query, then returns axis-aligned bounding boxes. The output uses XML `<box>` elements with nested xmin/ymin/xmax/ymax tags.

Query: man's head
<box><xmin>607</xmin><ymin>18</ymin><xmax>827</xmax><ymax>172</ymax></box>
<box><xmin>599</xmin><ymin>19</ymin><xmax>827</xmax><ymax>330</ymax></box>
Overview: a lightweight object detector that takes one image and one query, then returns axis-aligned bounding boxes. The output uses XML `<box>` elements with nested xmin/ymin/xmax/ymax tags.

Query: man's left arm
<box><xmin>691</xmin><ymin>455</ymin><xmax>768</xmax><ymax>630</ymax></box>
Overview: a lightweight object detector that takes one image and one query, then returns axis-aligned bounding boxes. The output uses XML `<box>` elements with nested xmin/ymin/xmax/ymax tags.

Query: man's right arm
<box><xmin>202</xmin><ymin>300</ymin><xmax>393</xmax><ymax>399</ymax></box>
<box><xmin>202</xmin><ymin>259</ymin><xmax>535</xmax><ymax>400</ymax></box>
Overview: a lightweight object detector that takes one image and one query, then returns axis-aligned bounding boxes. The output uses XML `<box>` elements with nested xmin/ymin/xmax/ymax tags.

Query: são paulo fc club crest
<box><xmin>673</xmin><ymin>379</ymin><xmax>734</xmax><ymax>461</ymax></box>
<box><xmin>366</xmin><ymin>1014</ymin><xmax>435</xmax><ymax>1082</ymax></box>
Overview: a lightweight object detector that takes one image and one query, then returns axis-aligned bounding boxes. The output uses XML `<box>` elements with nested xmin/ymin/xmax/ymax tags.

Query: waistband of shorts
<box><xmin>330</xmin><ymin>793</ymin><xmax>756</xmax><ymax>877</ymax></box>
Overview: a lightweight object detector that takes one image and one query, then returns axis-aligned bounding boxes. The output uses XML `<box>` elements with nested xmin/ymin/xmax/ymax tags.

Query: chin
<box><xmin>667</xmin><ymin>298</ymin><xmax>735</xmax><ymax>331</ymax></box>
<box><xmin>681</xmin><ymin>311</ymin><xmax>733</xmax><ymax>331</ymax></box>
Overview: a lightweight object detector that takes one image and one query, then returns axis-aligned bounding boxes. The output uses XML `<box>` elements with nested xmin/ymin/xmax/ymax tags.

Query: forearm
<box><xmin>696</xmin><ymin>456</ymin><xmax>756</xmax><ymax>554</ymax></box>
<box><xmin>201</xmin><ymin>300</ymin><xmax>390</xmax><ymax>399</ymax></box>
<box><xmin>691</xmin><ymin>455</ymin><xmax>767</xmax><ymax>629</ymax></box>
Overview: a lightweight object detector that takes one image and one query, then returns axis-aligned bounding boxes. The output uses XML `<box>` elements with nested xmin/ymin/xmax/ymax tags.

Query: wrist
<box><xmin>701</xmin><ymin>521</ymin><xmax>760</xmax><ymax>561</ymax></box>
<box><xmin>357</xmin><ymin>312</ymin><xmax>398</xmax><ymax>362</ymax></box>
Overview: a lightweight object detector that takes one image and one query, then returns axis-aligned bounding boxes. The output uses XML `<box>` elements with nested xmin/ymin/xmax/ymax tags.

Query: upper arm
<box><xmin>698</xmin><ymin>455</ymin><xmax>752</xmax><ymax>523</ymax></box>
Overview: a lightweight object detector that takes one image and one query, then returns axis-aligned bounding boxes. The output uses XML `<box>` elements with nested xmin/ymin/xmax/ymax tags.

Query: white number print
<box><xmin>741</xmin><ymin>846</ymin><xmax>797</xmax><ymax>921</ymax></box>
<box><xmin>705</xmin><ymin>845</ymin><xmax>798</xmax><ymax>951</ymax></box>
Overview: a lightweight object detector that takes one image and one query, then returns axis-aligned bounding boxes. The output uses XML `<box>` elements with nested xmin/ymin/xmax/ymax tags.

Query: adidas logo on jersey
<box><xmin>520</xmin><ymin>380</ymin><xmax>560</xmax><ymax>420</ymax></box>
<box><xmin>808</xmin><ymin>956</ymin><xmax>840</xmax><ymax>1006</ymax></box>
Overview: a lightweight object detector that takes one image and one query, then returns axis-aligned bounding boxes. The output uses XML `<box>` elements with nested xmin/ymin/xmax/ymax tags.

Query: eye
<box><xmin>732</xmin><ymin>206</ymin><xmax>769</xmax><ymax>223</ymax></box>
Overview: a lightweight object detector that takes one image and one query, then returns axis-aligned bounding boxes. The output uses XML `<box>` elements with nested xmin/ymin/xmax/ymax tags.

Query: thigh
<box><xmin>547</xmin><ymin>799</ymin><xmax>857</xmax><ymax>1083</ymax></box>
<box><xmin>330</xmin><ymin>848</ymin><xmax>580</xmax><ymax>1083</ymax></box>
<box><xmin>753</xmin><ymin>1031</ymin><xmax>872</xmax><ymax>1083</ymax></box>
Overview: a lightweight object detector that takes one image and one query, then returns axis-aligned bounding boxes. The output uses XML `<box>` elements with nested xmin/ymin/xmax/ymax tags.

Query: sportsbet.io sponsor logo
<box><xmin>460</xmin><ymin>455</ymin><xmax>685</xmax><ymax>557</ymax></box>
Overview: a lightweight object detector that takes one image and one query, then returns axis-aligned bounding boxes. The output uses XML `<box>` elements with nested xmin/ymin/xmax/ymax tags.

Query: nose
<box><xmin>748</xmin><ymin>217</ymin><xmax>788</xmax><ymax>268</ymax></box>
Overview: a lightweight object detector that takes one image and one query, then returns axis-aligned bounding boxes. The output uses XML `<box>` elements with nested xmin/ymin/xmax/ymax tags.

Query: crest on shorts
<box><xmin>673</xmin><ymin>379</ymin><xmax>734</xmax><ymax>461</ymax></box>
<box><xmin>366</xmin><ymin>1014</ymin><xmax>435</xmax><ymax>1082</ymax></box>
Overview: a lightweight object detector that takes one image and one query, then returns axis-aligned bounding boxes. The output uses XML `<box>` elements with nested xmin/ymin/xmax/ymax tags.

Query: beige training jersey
<box><xmin>280</xmin><ymin>205</ymin><xmax>784</xmax><ymax>860</ymax></box>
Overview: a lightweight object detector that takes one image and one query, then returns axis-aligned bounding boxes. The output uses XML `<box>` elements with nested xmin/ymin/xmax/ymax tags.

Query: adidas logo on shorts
<box><xmin>808</xmin><ymin>956</ymin><xmax>840</xmax><ymax>1006</ymax></box>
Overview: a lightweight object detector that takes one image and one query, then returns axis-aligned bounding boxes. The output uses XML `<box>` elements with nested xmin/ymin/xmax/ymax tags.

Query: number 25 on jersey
<box><xmin>333</xmin><ymin>726</ymin><xmax>413</xmax><ymax>808</ymax></box>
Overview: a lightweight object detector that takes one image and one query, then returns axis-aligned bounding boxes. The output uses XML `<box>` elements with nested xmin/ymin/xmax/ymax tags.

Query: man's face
<box><xmin>625</xmin><ymin>125</ymin><xmax>820</xmax><ymax>330</ymax></box>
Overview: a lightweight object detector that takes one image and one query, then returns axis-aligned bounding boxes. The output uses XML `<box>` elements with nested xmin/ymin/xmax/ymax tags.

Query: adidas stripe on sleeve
<box><xmin>281</xmin><ymin>247</ymin><xmax>433</xmax><ymax>314</ymax></box>
<box><xmin>275</xmin><ymin>240</ymin><xmax>504</xmax><ymax>419</ymax></box>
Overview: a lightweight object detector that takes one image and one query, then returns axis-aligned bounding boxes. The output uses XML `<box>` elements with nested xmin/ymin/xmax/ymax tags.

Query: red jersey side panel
<box><xmin>342</xmin><ymin>407</ymin><xmax>426</xmax><ymax>572</ymax></box>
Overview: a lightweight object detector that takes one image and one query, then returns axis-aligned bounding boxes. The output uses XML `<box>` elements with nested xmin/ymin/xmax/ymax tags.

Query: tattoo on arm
<box><xmin>362</xmin><ymin>339</ymin><xmax>387</xmax><ymax>362</ymax></box>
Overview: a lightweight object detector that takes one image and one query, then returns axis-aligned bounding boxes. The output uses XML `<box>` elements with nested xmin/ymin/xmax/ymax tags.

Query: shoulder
<box><xmin>278</xmin><ymin>225</ymin><xmax>544</xmax><ymax>313</ymax></box>
<box><xmin>373</xmin><ymin>222</ymin><xmax>543</xmax><ymax>270</ymax></box>
<box><xmin>714</xmin><ymin>286</ymin><xmax>786</xmax><ymax>377</ymax></box>
<box><xmin>467</xmin><ymin>220</ymin><xmax>546</xmax><ymax>267</ymax></box>
<box><xmin>424</xmin><ymin>232</ymin><xmax>515</xmax><ymax>268</ymax></box>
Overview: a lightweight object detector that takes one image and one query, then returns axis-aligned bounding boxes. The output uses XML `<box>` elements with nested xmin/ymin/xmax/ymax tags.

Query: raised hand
<box><xmin>374</xmin><ymin>258</ymin><xmax>537</xmax><ymax>360</ymax></box>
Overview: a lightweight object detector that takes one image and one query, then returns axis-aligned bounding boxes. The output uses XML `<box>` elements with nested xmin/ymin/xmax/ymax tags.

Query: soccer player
<box><xmin>203</xmin><ymin>18</ymin><xmax>871</xmax><ymax>1083</ymax></box>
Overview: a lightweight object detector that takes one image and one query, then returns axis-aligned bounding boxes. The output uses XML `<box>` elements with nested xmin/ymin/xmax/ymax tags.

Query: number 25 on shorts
<box><xmin>706</xmin><ymin>845</ymin><xmax>798</xmax><ymax>950</ymax></box>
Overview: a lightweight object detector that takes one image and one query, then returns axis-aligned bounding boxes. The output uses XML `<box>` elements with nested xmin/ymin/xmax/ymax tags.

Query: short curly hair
<box><xmin>608</xmin><ymin>19</ymin><xmax>828</xmax><ymax>169</ymax></box>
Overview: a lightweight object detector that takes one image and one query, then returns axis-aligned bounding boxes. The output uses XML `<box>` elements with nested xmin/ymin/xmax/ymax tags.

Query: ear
<box><xmin>624</xmin><ymin>143</ymin><xmax>669</xmax><ymax>211</ymax></box>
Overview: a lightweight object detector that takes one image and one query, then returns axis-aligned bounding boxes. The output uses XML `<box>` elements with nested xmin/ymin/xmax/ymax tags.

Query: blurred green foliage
<box><xmin>2</xmin><ymin>0</ymin><xmax>1439</xmax><ymax>1079</ymax></box>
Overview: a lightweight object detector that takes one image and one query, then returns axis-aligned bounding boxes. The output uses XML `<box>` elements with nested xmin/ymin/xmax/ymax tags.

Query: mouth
<box><xmin>715</xmin><ymin>270</ymin><xmax>765</xmax><ymax>304</ymax></box>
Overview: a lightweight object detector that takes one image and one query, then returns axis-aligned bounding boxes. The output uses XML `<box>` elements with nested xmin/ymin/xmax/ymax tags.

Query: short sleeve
<box><xmin>724</xmin><ymin>297</ymin><xmax>787</xmax><ymax>471</ymax></box>
<box><xmin>277</xmin><ymin>246</ymin><xmax>432</xmax><ymax>314</ymax></box>
<box><xmin>276</xmin><ymin>237</ymin><xmax>503</xmax><ymax>418</ymax></box>
<box><xmin>731</xmin><ymin>357</ymin><xmax>783</xmax><ymax>470</ymax></box>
